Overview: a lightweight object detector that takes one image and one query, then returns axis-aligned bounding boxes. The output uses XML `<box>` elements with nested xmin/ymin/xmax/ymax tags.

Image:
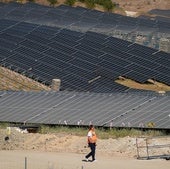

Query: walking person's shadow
<box><xmin>82</xmin><ymin>159</ymin><xmax>93</xmax><ymax>162</ymax></box>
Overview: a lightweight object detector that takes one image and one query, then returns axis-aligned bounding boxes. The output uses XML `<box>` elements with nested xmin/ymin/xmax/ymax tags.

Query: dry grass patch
<box><xmin>116</xmin><ymin>77</ymin><xmax>170</xmax><ymax>92</ymax></box>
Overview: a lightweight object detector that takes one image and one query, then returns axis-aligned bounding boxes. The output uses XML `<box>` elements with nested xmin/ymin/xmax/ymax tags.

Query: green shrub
<box><xmin>102</xmin><ymin>0</ymin><xmax>115</xmax><ymax>12</ymax></box>
<box><xmin>28</xmin><ymin>0</ymin><xmax>36</xmax><ymax>2</ymax></box>
<box><xmin>79</xmin><ymin>0</ymin><xmax>85</xmax><ymax>2</ymax></box>
<box><xmin>65</xmin><ymin>0</ymin><xmax>76</xmax><ymax>6</ymax></box>
<box><xmin>47</xmin><ymin>0</ymin><xmax>58</xmax><ymax>6</ymax></box>
<box><xmin>85</xmin><ymin>0</ymin><xmax>95</xmax><ymax>9</ymax></box>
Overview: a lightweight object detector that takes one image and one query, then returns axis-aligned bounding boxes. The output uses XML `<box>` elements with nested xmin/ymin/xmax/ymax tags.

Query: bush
<box><xmin>85</xmin><ymin>0</ymin><xmax>95</xmax><ymax>9</ymax></box>
<box><xmin>23</xmin><ymin>125</ymin><xmax>166</xmax><ymax>138</ymax></box>
<box><xmin>47</xmin><ymin>0</ymin><xmax>58</xmax><ymax>6</ymax></box>
<box><xmin>79</xmin><ymin>0</ymin><xmax>85</xmax><ymax>2</ymax></box>
<box><xmin>102</xmin><ymin>0</ymin><xmax>115</xmax><ymax>12</ymax></box>
<box><xmin>65</xmin><ymin>0</ymin><xmax>76</xmax><ymax>6</ymax></box>
<box><xmin>78</xmin><ymin>0</ymin><xmax>115</xmax><ymax>11</ymax></box>
<box><xmin>28</xmin><ymin>0</ymin><xmax>36</xmax><ymax>2</ymax></box>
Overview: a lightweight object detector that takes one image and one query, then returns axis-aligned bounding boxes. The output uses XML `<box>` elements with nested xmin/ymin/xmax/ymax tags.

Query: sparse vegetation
<box><xmin>102</xmin><ymin>0</ymin><xmax>115</xmax><ymax>12</ymax></box>
<box><xmin>147</xmin><ymin>122</ymin><xmax>156</xmax><ymax>128</ymax></box>
<box><xmin>47</xmin><ymin>0</ymin><xmax>58</xmax><ymax>6</ymax></box>
<box><xmin>94</xmin><ymin>0</ymin><xmax>116</xmax><ymax>12</ymax></box>
<box><xmin>64</xmin><ymin>0</ymin><xmax>76</xmax><ymax>6</ymax></box>
<box><xmin>39</xmin><ymin>125</ymin><xmax>88</xmax><ymax>135</ymax></box>
<box><xmin>38</xmin><ymin>125</ymin><xmax>166</xmax><ymax>138</ymax></box>
<box><xmin>84</xmin><ymin>0</ymin><xmax>95</xmax><ymax>9</ymax></box>
<box><xmin>0</xmin><ymin>122</ymin><xmax>10</xmax><ymax>129</ymax></box>
<box><xmin>0</xmin><ymin>123</ymin><xmax>165</xmax><ymax>139</ymax></box>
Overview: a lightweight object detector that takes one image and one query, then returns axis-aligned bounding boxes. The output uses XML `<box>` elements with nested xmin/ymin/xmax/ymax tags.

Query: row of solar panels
<box><xmin>148</xmin><ymin>9</ymin><xmax>170</xmax><ymax>18</ymax></box>
<box><xmin>0</xmin><ymin>2</ymin><xmax>169</xmax><ymax>130</ymax></box>
<box><xmin>0</xmin><ymin>19</ymin><xmax>170</xmax><ymax>93</ymax></box>
<box><xmin>0</xmin><ymin>2</ymin><xmax>170</xmax><ymax>36</ymax></box>
<box><xmin>0</xmin><ymin>91</ymin><xmax>169</xmax><ymax>129</ymax></box>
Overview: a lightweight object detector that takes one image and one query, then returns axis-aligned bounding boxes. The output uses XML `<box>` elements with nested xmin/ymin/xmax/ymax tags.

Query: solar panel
<box><xmin>50</xmin><ymin>34</ymin><xmax>79</xmax><ymax>47</ymax></box>
<box><xmin>0</xmin><ymin>18</ymin><xmax>169</xmax><ymax>91</ymax></box>
<box><xmin>148</xmin><ymin>9</ymin><xmax>170</xmax><ymax>18</ymax></box>
<box><xmin>0</xmin><ymin>91</ymin><xmax>169</xmax><ymax>129</ymax></box>
<box><xmin>0</xmin><ymin>38</ymin><xmax>18</xmax><ymax>50</ymax></box>
<box><xmin>0</xmin><ymin>2</ymin><xmax>169</xmax><ymax>93</ymax></box>
<box><xmin>0</xmin><ymin>2</ymin><xmax>169</xmax><ymax>37</ymax></box>
<box><xmin>19</xmin><ymin>39</ymin><xmax>49</xmax><ymax>53</ymax></box>
<box><xmin>48</xmin><ymin>41</ymin><xmax>77</xmax><ymax>54</ymax></box>
<box><xmin>0</xmin><ymin>32</ymin><xmax>24</xmax><ymax>43</ymax></box>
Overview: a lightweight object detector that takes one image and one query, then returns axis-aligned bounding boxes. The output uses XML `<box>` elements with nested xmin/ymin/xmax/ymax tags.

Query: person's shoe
<box><xmin>92</xmin><ymin>159</ymin><xmax>97</xmax><ymax>162</ymax></box>
<box><xmin>85</xmin><ymin>158</ymin><xmax>89</xmax><ymax>162</ymax></box>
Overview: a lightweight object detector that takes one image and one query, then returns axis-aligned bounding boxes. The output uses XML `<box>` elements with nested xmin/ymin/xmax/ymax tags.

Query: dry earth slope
<box><xmin>0</xmin><ymin>128</ymin><xmax>170</xmax><ymax>159</ymax></box>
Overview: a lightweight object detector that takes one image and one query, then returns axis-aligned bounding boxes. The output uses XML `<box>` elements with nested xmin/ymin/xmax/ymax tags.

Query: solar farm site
<box><xmin>0</xmin><ymin>2</ymin><xmax>170</xmax><ymax>130</ymax></box>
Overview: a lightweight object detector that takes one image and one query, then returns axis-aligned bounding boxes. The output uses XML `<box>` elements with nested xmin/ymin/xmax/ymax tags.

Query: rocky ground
<box><xmin>21</xmin><ymin>0</ymin><xmax>170</xmax><ymax>16</ymax></box>
<box><xmin>0</xmin><ymin>128</ymin><xmax>169</xmax><ymax>159</ymax></box>
<box><xmin>112</xmin><ymin>0</ymin><xmax>170</xmax><ymax>14</ymax></box>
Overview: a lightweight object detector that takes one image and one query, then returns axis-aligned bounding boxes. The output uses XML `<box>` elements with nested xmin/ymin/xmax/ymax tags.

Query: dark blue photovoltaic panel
<box><xmin>50</xmin><ymin>34</ymin><xmax>79</xmax><ymax>47</ymax></box>
<box><xmin>48</xmin><ymin>41</ymin><xmax>77</xmax><ymax>55</ymax></box>
<box><xmin>13</xmin><ymin>46</ymin><xmax>44</xmax><ymax>59</ymax></box>
<box><xmin>124</xmin><ymin>70</ymin><xmax>150</xmax><ymax>83</ymax></box>
<box><xmin>43</xmin><ymin>48</ymin><xmax>73</xmax><ymax>62</ymax></box>
<box><xmin>148</xmin><ymin>9</ymin><xmax>170</xmax><ymax>19</ymax></box>
<box><xmin>0</xmin><ymin>33</ymin><xmax>24</xmax><ymax>43</ymax></box>
<box><xmin>0</xmin><ymin>18</ymin><xmax>170</xmax><ymax>91</ymax></box>
<box><xmin>73</xmin><ymin>51</ymin><xmax>103</xmax><ymax>64</ymax></box>
<box><xmin>0</xmin><ymin>38</ymin><xmax>18</xmax><ymax>50</ymax></box>
<box><xmin>0</xmin><ymin>2</ymin><xmax>170</xmax><ymax>130</ymax></box>
<box><xmin>75</xmin><ymin>44</ymin><xmax>105</xmax><ymax>57</ymax></box>
<box><xmin>0</xmin><ymin>2</ymin><xmax>170</xmax><ymax>93</ymax></box>
<box><xmin>0</xmin><ymin>2</ymin><xmax>169</xmax><ymax>38</ymax></box>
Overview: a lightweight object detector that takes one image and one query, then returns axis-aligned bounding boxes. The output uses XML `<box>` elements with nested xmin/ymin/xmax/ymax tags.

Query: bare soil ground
<box><xmin>40</xmin><ymin>0</ymin><xmax>170</xmax><ymax>16</ymax></box>
<box><xmin>116</xmin><ymin>78</ymin><xmax>170</xmax><ymax>92</ymax></box>
<box><xmin>0</xmin><ymin>128</ymin><xmax>169</xmax><ymax>169</ymax></box>
<box><xmin>112</xmin><ymin>0</ymin><xmax>170</xmax><ymax>16</ymax></box>
<box><xmin>0</xmin><ymin>67</ymin><xmax>51</xmax><ymax>91</ymax></box>
<box><xmin>0</xmin><ymin>128</ymin><xmax>170</xmax><ymax>158</ymax></box>
<box><xmin>9</xmin><ymin>0</ymin><xmax>170</xmax><ymax>16</ymax></box>
<box><xmin>0</xmin><ymin>150</ymin><xmax>170</xmax><ymax>169</ymax></box>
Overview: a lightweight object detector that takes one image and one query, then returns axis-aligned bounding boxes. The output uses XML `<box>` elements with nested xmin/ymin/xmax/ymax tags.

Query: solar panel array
<box><xmin>0</xmin><ymin>2</ymin><xmax>170</xmax><ymax>129</ymax></box>
<box><xmin>0</xmin><ymin>2</ymin><xmax>170</xmax><ymax>50</ymax></box>
<box><xmin>0</xmin><ymin>18</ymin><xmax>170</xmax><ymax>92</ymax></box>
<box><xmin>0</xmin><ymin>91</ymin><xmax>169</xmax><ymax>129</ymax></box>
<box><xmin>148</xmin><ymin>9</ymin><xmax>170</xmax><ymax>20</ymax></box>
<box><xmin>1</xmin><ymin>2</ymin><xmax>169</xmax><ymax>33</ymax></box>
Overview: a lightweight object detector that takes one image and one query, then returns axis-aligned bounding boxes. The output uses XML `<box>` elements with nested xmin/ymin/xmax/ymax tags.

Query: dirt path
<box><xmin>0</xmin><ymin>150</ymin><xmax>169</xmax><ymax>169</ymax></box>
<box><xmin>0</xmin><ymin>128</ymin><xmax>170</xmax><ymax>169</ymax></box>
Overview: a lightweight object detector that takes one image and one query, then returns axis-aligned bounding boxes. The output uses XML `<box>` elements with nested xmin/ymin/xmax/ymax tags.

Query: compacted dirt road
<box><xmin>0</xmin><ymin>128</ymin><xmax>169</xmax><ymax>169</ymax></box>
<box><xmin>0</xmin><ymin>150</ymin><xmax>170</xmax><ymax>169</ymax></box>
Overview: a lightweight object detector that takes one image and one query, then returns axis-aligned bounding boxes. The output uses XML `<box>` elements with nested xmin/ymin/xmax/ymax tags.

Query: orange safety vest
<box><xmin>88</xmin><ymin>130</ymin><xmax>97</xmax><ymax>143</ymax></box>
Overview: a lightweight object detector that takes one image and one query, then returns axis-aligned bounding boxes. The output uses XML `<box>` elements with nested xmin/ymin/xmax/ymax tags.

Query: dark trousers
<box><xmin>85</xmin><ymin>143</ymin><xmax>96</xmax><ymax>161</ymax></box>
